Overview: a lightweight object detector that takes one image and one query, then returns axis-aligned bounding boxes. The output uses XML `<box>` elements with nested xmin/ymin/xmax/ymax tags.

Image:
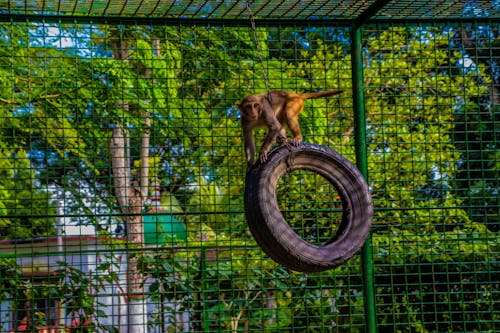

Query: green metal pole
<box><xmin>200</xmin><ymin>246</ymin><xmax>211</xmax><ymax>332</ymax></box>
<box><xmin>350</xmin><ymin>25</ymin><xmax>378</xmax><ymax>333</ymax></box>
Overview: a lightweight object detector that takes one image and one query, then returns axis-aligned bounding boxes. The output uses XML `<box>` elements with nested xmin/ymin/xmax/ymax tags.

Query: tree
<box><xmin>450</xmin><ymin>25</ymin><xmax>500</xmax><ymax>232</ymax></box>
<box><xmin>0</xmin><ymin>147</ymin><xmax>56</xmax><ymax>239</ymax></box>
<box><xmin>361</xmin><ymin>26</ymin><xmax>490</xmax><ymax>230</ymax></box>
<box><xmin>1</xmin><ymin>19</ymin><xmax>498</xmax><ymax>332</ymax></box>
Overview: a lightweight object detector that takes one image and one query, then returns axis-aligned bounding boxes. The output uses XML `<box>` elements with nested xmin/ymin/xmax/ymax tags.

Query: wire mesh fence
<box><xmin>0</xmin><ymin>13</ymin><xmax>498</xmax><ymax>333</ymax></box>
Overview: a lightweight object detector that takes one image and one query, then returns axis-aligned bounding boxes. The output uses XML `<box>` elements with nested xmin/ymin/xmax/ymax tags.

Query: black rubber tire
<box><xmin>244</xmin><ymin>142</ymin><xmax>373</xmax><ymax>272</ymax></box>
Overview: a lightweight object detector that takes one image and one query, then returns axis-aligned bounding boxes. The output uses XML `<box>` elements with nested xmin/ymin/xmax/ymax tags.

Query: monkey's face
<box><xmin>238</xmin><ymin>96</ymin><xmax>262</xmax><ymax>122</ymax></box>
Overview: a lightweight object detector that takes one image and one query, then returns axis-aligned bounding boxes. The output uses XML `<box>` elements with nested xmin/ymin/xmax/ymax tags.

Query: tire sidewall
<box><xmin>245</xmin><ymin>143</ymin><xmax>373</xmax><ymax>272</ymax></box>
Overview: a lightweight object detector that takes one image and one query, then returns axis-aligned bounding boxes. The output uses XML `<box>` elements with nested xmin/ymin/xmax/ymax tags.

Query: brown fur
<box><xmin>238</xmin><ymin>89</ymin><xmax>345</xmax><ymax>171</ymax></box>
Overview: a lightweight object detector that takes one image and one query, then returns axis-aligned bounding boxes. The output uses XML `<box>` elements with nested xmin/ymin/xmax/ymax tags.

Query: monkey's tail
<box><xmin>300</xmin><ymin>89</ymin><xmax>345</xmax><ymax>100</ymax></box>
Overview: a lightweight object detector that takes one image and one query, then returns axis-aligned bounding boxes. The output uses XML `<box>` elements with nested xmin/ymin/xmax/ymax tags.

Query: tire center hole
<box><xmin>276</xmin><ymin>169</ymin><xmax>344</xmax><ymax>246</ymax></box>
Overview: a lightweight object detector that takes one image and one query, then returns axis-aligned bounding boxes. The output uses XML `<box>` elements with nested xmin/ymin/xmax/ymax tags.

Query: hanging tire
<box><xmin>244</xmin><ymin>142</ymin><xmax>373</xmax><ymax>272</ymax></box>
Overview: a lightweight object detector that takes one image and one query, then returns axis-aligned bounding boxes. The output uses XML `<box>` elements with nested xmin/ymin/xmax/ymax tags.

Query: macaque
<box><xmin>238</xmin><ymin>89</ymin><xmax>345</xmax><ymax>170</ymax></box>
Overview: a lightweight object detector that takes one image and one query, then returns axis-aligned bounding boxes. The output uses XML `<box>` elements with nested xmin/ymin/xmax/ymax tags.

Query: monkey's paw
<box><xmin>291</xmin><ymin>138</ymin><xmax>302</xmax><ymax>146</ymax></box>
<box><xmin>259</xmin><ymin>151</ymin><xmax>269</xmax><ymax>163</ymax></box>
<box><xmin>276</xmin><ymin>135</ymin><xmax>287</xmax><ymax>144</ymax></box>
<box><xmin>279</xmin><ymin>140</ymin><xmax>293</xmax><ymax>151</ymax></box>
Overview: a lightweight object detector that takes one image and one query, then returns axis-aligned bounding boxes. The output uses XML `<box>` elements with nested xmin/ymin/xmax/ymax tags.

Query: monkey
<box><xmin>238</xmin><ymin>89</ymin><xmax>345</xmax><ymax>171</ymax></box>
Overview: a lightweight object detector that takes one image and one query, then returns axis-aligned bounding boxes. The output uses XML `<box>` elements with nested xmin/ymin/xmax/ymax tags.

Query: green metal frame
<box><xmin>0</xmin><ymin>1</ymin><xmax>498</xmax><ymax>332</ymax></box>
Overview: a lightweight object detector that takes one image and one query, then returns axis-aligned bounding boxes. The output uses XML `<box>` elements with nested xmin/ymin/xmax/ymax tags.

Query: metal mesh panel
<box><xmin>0</xmin><ymin>12</ymin><xmax>498</xmax><ymax>333</ymax></box>
<box><xmin>363</xmin><ymin>23</ymin><xmax>499</xmax><ymax>331</ymax></box>
<box><xmin>0</xmin><ymin>0</ymin><xmax>499</xmax><ymax>20</ymax></box>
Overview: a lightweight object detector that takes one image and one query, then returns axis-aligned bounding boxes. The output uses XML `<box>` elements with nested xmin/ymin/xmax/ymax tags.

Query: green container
<box><xmin>143</xmin><ymin>212</ymin><xmax>187</xmax><ymax>245</ymax></box>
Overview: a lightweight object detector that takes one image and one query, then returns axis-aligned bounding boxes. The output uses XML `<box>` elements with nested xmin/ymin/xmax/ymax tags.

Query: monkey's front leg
<box><xmin>258</xmin><ymin>143</ymin><xmax>272</xmax><ymax>163</ymax></box>
<box><xmin>243</xmin><ymin>125</ymin><xmax>258</xmax><ymax>172</ymax></box>
<box><xmin>245</xmin><ymin>141</ymin><xmax>256</xmax><ymax>171</ymax></box>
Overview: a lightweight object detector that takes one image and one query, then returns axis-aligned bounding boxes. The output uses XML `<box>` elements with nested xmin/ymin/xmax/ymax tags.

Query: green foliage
<box><xmin>0</xmin><ymin>20</ymin><xmax>498</xmax><ymax>333</ymax></box>
<box><xmin>360</xmin><ymin>27</ymin><xmax>491</xmax><ymax>231</ymax></box>
<box><xmin>54</xmin><ymin>260</ymin><xmax>121</xmax><ymax>332</ymax></box>
<box><xmin>0</xmin><ymin>258</ymin><xmax>23</xmax><ymax>301</ymax></box>
<box><xmin>0</xmin><ymin>258</ymin><xmax>122</xmax><ymax>332</ymax></box>
<box><xmin>0</xmin><ymin>23</ymin><xmax>93</xmax><ymax>164</ymax></box>
<box><xmin>139</xmin><ymin>242</ymin><xmax>367</xmax><ymax>332</ymax></box>
<box><xmin>453</xmin><ymin>104</ymin><xmax>499</xmax><ymax>231</ymax></box>
<box><xmin>374</xmin><ymin>225</ymin><xmax>500</xmax><ymax>332</ymax></box>
<box><xmin>277</xmin><ymin>169</ymin><xmax>344</xmax><ymax>245</ymax></box>
<box><xmin>0</xmin><ymin>146</ymin><xmax>56</xmax><ymax>239</ymax></box>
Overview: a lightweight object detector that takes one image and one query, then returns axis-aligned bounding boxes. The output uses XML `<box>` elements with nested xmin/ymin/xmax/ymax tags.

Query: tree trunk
<box><xmin>110</xmin><ymin>121</ymin><xmax>148</xmax><ymax>333</ymax></box>
<box><xmin>110</xmin><ymin>35</ymin><xmax>150</xmax><ymax>333</ymax></box>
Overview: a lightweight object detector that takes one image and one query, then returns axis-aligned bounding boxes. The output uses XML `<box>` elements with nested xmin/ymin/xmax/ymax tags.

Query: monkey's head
<box><xmin>238</xmin><ymin>95</ymin><xmax>264</xmax><ymax>122</ymax></box>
